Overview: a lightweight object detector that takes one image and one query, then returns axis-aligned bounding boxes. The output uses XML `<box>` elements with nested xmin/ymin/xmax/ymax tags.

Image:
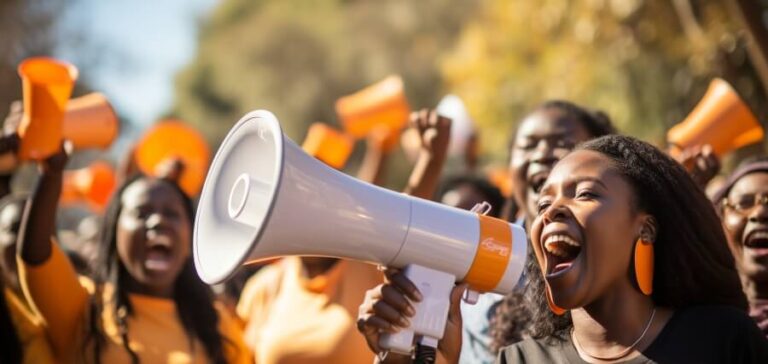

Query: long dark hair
<box><xmin>523</xmin><ymin>135</ymin><xmax>747</xmax><ymax>342</ymax></box>
<box><xmin>86</xmin><ymin>175</ymin><xmax>227</xmax><ymax>364</ymax></box>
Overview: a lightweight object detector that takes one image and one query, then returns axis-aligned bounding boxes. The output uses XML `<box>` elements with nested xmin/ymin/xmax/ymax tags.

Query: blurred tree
<box><xmin>173</xmin><ymin>0</ymin><xmax>477</xmax><ymax>148</ymax></box>
<box><xmin>441</xmin><ymin>0</ymin><xmax>767</xmax><ymax>161</ymax></box>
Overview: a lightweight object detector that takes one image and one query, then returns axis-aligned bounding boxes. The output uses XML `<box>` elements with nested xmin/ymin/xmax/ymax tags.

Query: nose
<box><xmin>542</xmin><ymin>199</ymin><xmax>570</xmax><ymax>224</ymax></box>
<box><xmin>749</xmin><ymin>199</ymin><xmax>768</xmax><ymax>224</ymax></box>
<box><xmin>146</xmin><ymin>212</ymin><xmax>169</xmax><ymax>230</ymax></box>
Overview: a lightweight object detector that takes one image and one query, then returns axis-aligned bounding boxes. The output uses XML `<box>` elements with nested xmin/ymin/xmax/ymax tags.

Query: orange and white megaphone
<box><xmin>60</xmin><ymin>161</ymin><xmax>116</xmax><ymax>211</ymax></box>
<box><xmin>134</xmin><ymin>120</ymin><xmax>211</xmax><ymax>197</ymax></box>
<box><xmin>62</xmin><ymin>93</ymin><xmax>119</xmax><ymax>150</ymax></box>
<box><xmin>193</xmin><ymin>110</ymin><xmax>527</xmax><ymax>355</ymax></box>
<box><xmin>301</xmin><ymin>122</ymin><xmax>354</xmax><ymax>169</ymax></box>
<box><xmin>335</xmin><ymin>75</ymin><xmax>411</xmax><ymax>140</ymax></box>
<box><xmin>668</xmin><ymin>78</ymin><xmax>765</xmax><ymax>158</ymax></box>
<box><xmin>17</xmin><ymin>57</ymin><xmax>79</xmax><ymax>160</ymax></box>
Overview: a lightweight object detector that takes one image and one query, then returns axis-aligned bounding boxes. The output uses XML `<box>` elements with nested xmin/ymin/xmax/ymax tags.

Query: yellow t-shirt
<box><xmin>18</xmin><ymin>243</ymin><xmax>252</xmax><ymax>364</ymax></box>
<box><xmin>4</xmin><ymin>288</ymin><xmax>55</xmax><ymax>364</ymax></box>
<box><xmin>237</xmin><ymin>257</ymin><xmax>383</xmax><ymax>364</ymax></box>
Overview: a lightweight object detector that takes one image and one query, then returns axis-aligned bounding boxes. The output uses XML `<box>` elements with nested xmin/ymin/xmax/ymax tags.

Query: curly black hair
<box><xmin>522</xmin><ymin>135</ymin><xmax>747</xmax><ymax>342</ymax></box>
<box><xmin>86</xmin><ymin>175</ymin><xmax>228</xmax><ymax>364</ymax></box>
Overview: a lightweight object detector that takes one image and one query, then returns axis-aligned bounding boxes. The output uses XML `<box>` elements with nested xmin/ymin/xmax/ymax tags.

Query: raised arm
<box><xmin>402</xmin><ymin>109</ymin><xmax>451</xmax><ymax>199</ymax></box>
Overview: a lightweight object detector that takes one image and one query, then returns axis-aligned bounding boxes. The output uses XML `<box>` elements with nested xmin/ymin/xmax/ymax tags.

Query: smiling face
<box><xmin>722</xmin><ymin>172</ymin><xmax>768</xmax><ymax>281</ymax></box>
<box><xmin>509</xmin><ymin>108</ymin><xmax>592</xmax><ymax>223</ymax></box>
<box><xmin>530</xmin><ymin>150</ymin><xmax>651</xmax><ymax>309</ymax></box>
<box><xmin>116</xmin><ymin>179</ymin><xmax>191</xmax><ymax>296</ymax></box>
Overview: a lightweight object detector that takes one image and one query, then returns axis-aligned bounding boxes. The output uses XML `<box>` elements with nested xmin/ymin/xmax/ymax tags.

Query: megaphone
<box><xmin>60</xmin><ymin>161</ymin><xmax>116</xmax><ymax>211</ymax></box>
<box><xmin>17</xmin><ymin>57</ymin><xmax>79</xmax><ymax>160</ymax></box>
<box><xmin>134</xmin><ymin>120</ymin><xmax>211</xmax><ymax>197</ymax></box>
<box><xmin>668</xmin><ymin>78</ymin><xmax>765</xmax><ymax>158</ymax></box>
<box><xmin>194</xmin><ymin>110</ymin><xmax>527</xmax><ymax>354</ymax></box>
<box><xmin>62</xmin><ymin>93</ymin><xmax>119</xmax><ymax>150</ymax></box>
<box><xmin>301</xmin><ymin>122</ymin><xmax>354</xmax><ymax>169</ymax></box>
<box><xmin>335</xmin><ymin>75</ymin><xmax>411</xmax><ymax>139</ymax></box>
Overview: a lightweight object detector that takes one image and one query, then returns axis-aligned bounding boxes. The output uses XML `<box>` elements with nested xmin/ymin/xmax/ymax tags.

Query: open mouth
<box><xmin>543</xmin><ymin>233</ymin><xmax>582</xmax><ymax>276</ymax></box>
<box><xmin>745</xmin><ymin>229</ymin><xmax>768</xmax><ymax>251</ymax></box>
<box><xmin>145</xmin><ymin>235</ymin><xmax>175</xmax><ymax>272</ymax></box>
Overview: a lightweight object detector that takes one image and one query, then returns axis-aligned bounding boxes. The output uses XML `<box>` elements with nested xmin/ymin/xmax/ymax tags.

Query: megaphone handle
<box><xmin>378</xmin><ymin>264</ymin><xmax>456</xmax><ymax>356</ymax></box>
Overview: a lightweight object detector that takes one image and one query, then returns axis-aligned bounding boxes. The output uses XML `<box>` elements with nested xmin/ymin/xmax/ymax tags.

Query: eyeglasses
<box><xmin>723</xmin><ymin>193</ymin><xmax>768</xmax><ymax>214</ymax></box>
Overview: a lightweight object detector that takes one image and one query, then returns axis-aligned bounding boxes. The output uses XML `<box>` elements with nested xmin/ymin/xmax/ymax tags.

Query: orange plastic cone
<box><xmin>60</xmin><ymin>161</ymin><xmax>116</xmax><ymax>211</ymax></box>
<box><xmin>668</xmin><ymin>78</ymin><xmax>765</xmax><ymax>157</ymax></box>
<box><xmin>17</xmin><ymin>57</ymin><xmax>78</xmax><ymax>160</ymax></box>
<box><xmin>63</xmin><ymin>93</ymin><xmax>119</xmax><ymax>150</ymax></box>
<box><xmin>301</xmin><ymin>123</ymin><xmax>354</xmax><ymax>169</ymax></box>
<box><xmin>335</xmin><ymin>75</ymin><xmax>410</xmax><ymax>139</ymax></box>
<box><xmin>134</xmin><ymin>120</ymin><xmax>211</xmax><ymax>197</ymax></box>
<box><xmin>488</xmin><ymin>167</ymin><xmax>513</xmax><ymax>198</ymax></box>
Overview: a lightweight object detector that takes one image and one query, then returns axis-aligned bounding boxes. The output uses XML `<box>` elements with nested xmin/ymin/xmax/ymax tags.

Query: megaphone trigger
<box><xmin>470</xmin><ymin>201</ymin><xmax>493</xmax><ymax>216</ymax></box>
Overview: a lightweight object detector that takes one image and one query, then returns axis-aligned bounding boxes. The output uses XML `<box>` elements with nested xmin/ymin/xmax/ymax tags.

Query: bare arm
<box><xmin>402</xmin><ymin>109</ymin><xmax>451</xmax><ymax>200</ymax></box>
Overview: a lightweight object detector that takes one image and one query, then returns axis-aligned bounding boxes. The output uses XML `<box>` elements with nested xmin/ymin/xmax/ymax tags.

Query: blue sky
<box><xmin>58</xmin><ymin>0</ymin><xmax>217</xmax><ymax>133</ymax></box>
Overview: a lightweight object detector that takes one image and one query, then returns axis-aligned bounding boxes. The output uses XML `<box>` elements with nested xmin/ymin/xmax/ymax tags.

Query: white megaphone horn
<box><xmin>194</xmin><ymin>110</ymin><xmax>527</xmax><ymax>355</ymax></box>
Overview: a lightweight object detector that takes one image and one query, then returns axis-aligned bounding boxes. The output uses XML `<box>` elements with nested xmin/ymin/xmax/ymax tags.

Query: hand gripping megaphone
<box><xmin>193</xmin><ymin>110</ymin><xmax>527</xmax><ymax>355</ymax></box>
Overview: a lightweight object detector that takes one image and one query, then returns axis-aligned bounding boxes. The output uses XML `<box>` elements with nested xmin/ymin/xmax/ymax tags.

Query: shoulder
<box><xmin>667</xmin><ymin>305</ymin><xmax>759</xmax><ymax>333</ymax></box>
<box><xmin>498</xmin><ymin>337</ymin><xmax>570</xmax><ymax>364</ymax></box>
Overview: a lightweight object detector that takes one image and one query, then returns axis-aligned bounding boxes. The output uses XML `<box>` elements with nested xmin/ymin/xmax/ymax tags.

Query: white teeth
<box><xmin>544</xmin><ymin>234</ymin><xmax>580</xmax><ymax>247</ymax></box>
<box><xmin>751</xmin><ymin>231</ymin><xmax>768</xmax><ymax>240</ymax></box>
<box><xmin>544</xmin><ymin>234</ymin><xmax>581</xmax><ymax>258</ymax></box>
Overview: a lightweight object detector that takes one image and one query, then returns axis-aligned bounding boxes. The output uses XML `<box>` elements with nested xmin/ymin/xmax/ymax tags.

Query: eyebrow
<box><xmin>540</xmin><ymin>176</ymin><xmax>608</xmax><ymax>195</ymax></box>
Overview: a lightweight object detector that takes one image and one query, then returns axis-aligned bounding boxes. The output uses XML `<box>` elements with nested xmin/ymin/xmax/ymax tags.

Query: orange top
<box><xmin>237</xmin><ymin>257</ymin><xmax>383</xmax><ymax>364</ymax></box>
<box><xmin>4</xmin><ymin>289</ymin><xmax>55</xmax><ymax>364</ymax></box>
<box><xmin>18</xmin><ymin>243</ymin><xmax>251</xmax><ymax>364</ymax></box>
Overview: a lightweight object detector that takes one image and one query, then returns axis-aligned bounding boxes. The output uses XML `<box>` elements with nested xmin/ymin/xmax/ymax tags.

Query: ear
<box><xmin>639</xmin><ymin>215</ymin><xmax>658</xmax><ymax>243</ymax></box>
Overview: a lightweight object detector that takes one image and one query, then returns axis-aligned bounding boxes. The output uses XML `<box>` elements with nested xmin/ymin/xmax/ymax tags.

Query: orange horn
<box><xmin>63</xmin><ymin>93</ymin><xmax>119</xmax><ymax>150</ymax></box>
<box><xmin>134</xmin><ymin>120</ymin><xmax>211</xmax><ymax>197</ymax></box>
<box><xmin>17</xmin><ymin>57</ymin><xmax>78</xmax><ymax>160</ymax></box>
<box><xmin>60</xmin><ymin>161</ymin><xmax>116</xmax><ymax>211</ymax></box>
<box><xmin>335</xmin><ymin>75</ymin><xmax>410</xmax><ymax>139</ymax></box>
<box><xmin>668</xmin><ymin>78</ymin><xmax>765</xmax><ymax>158</ymax></box>
<box><xmin>301</xmin><ymin>123</ymin><xmax>354</xmax><ymax>169</ymax></box>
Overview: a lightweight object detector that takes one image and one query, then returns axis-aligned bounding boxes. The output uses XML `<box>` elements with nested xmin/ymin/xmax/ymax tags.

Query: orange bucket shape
<box><xmin>301</xmin><ymin>123</ymin><xmax>354</xmax><ymax>169</ymax></box>
<box><xmin>17</xmin><ymin>57</ymin><xmax>79</xmax><ymax>160</ymax></box>
<box><xmin>335</xmin><ymin>75</ymin><xmax>411</xmax><ymax>143</ymax></box>
<box><xmin>63</xmin><ymin>93</ymin><xmax>119</xmax><ymax>150</ymax></box>
<box><xmin>134</xmin><ymin>120</ymin><xmax>211</xmax><ymax>197</ymax></box>
<box><xmin>668</xmin><ymin>78</ymin><xmax>765</xmax><ymax>158</ymax></box>
<box><xmin>487</xmin><ymin>167</ymin><xmax>513</xmax><ymax>198</ymax></box>
<box><xmin>60</xmin><ymin>161</ymin><xmax>117</xmax><ymax>211</ymax></box>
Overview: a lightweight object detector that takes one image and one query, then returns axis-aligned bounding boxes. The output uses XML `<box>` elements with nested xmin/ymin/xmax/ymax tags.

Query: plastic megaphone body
<box><xmin>63</xmin><ymin>93</ymin><xmax>119</xmax><ymax>150</ymax></box>
<box><xmin>335</xmin><ymin>75</ymin><xmax>411</xmax><ymax>139</ymax></box>
<box><xmin>17</xmin><ymin>57</ymin><xmax>79</xmax><ymax>160</ymax></box>
<box><xmin>134</xmin><ymin>120</ymin><xmax>211</xmax><ymax>197</ymax></box>
<box><xmin>194</xmin><ymin>110</ymin><xmax>527</xmax><ymax>355</ymax></box>
<box><xmin>301</xmin><ymin>122</ymin><xmax>354</xmax><ymax>169</ymax></box>
<box><xmin>60</xmin><ymin>161</ymin><xmax>116</xmax><ymax>211</ymax></box>
<box><xmin>668</xmin><ymin>78</ymin><xmax>765</xmax><ymax>158</ymax></box>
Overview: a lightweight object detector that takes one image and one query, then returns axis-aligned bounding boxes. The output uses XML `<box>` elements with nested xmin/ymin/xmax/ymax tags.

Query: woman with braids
<box><xmin>16</xmin><ymin>144</ymin><xmax>250</xmax><ymax>363</ymax></box>
<box><xmin>358</xmin><ymin>100</ymin><xmax>617</xmax><ymax>363</ymax></box>
<box><xmin>713</xmin><ymin>157</ymin><xmax>768</xmax><ymax>337</ymax></box>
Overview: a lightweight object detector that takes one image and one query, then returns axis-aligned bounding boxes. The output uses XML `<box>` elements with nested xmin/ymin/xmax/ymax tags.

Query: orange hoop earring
<box><xmin>634</xmin><ymin>238</ymin><xmax>654</xmax><ymax>296</ymax></box>
<box><xmin>545</xmin><ymin>284</ymin><xmax>566</xmax><ymax>316</ymax></box>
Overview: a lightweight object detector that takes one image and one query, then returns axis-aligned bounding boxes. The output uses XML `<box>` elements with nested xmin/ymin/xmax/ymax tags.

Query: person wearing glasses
<box><xmin>714</xmin><ymin>157</ymin><xmax>768</xmax><ymax>337</ymax></box>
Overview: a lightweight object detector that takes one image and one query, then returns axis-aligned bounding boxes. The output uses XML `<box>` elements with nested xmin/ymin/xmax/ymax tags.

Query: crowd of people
<box><xmin>1</xmin><ymin>78</ymin><xmax>768</xmax><ymax>364</ymax></box>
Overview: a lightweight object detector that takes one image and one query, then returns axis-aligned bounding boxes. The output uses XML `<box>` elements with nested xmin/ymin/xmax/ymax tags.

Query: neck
<box><xmin>571</xmin><ymin>281</ymin><xmax>657</xmax><ymax>358</ymax></box>
<box><xmin>741</xmin><ymin>274</ymin><xmax>768</xmax><ymax>303</ymax></box>
<box><xmin>125</xmin><ymin>278</ymin><xmax>174</xmax><ymax>299</ymax></box>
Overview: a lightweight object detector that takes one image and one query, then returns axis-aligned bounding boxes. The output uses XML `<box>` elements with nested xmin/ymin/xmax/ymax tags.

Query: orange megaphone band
<box><xmin>60</xmin><ymin>161</ymin><xmax>116</xmax><ymax>211</ymax></box>
<box><xmin>463</xmin><ymin>215</ymin><xmax>513</xmax><ymax>292</ymax></box>
<box><xmin>335</xmin><ymin>75</ymin><xmax>410</xmax><ymax>139</ymax></box>
<box><xmin>302</xmin><ymin>123</ymin><xmax>354</xmax><ymax>170</ymax></box>
<box><xmin>668</xmin><ymin>78</ymin><xmax>764</xmax><ymax>158</ymax></box>
<box><xmin>17</xmin><ymin>57</ymin><xmax>79</xmax><ymax>160</ymax></box>
<box><xmin>63</xmin><ymin>93</ymin><xmax>119</xmax><ymax>150</ymax></box>
<box><xmin>134</xmin><ymin>120</ymin><xmax>211</xmax><ymax>197</ymax></box>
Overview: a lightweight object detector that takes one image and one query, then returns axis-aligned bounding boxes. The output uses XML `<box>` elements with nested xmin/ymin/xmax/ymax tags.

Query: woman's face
<box><xmin>722</xmin><ymin>172</ymin><xmax>768</xmax><ymax>281</ymax></box>
<box><xmin>116</xmin><ymin>179</ymin><xmax>191</xmax><ymax>295</ymax></box>
<box><xmin>530</xmin><ymin>150</ymin><xmax>649</xmax><ymax>309</ymax></box>
<box><xmin>509</xmin><ymin>109</ymin><xmax>591</xmax><ymax>223</ymax></box>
